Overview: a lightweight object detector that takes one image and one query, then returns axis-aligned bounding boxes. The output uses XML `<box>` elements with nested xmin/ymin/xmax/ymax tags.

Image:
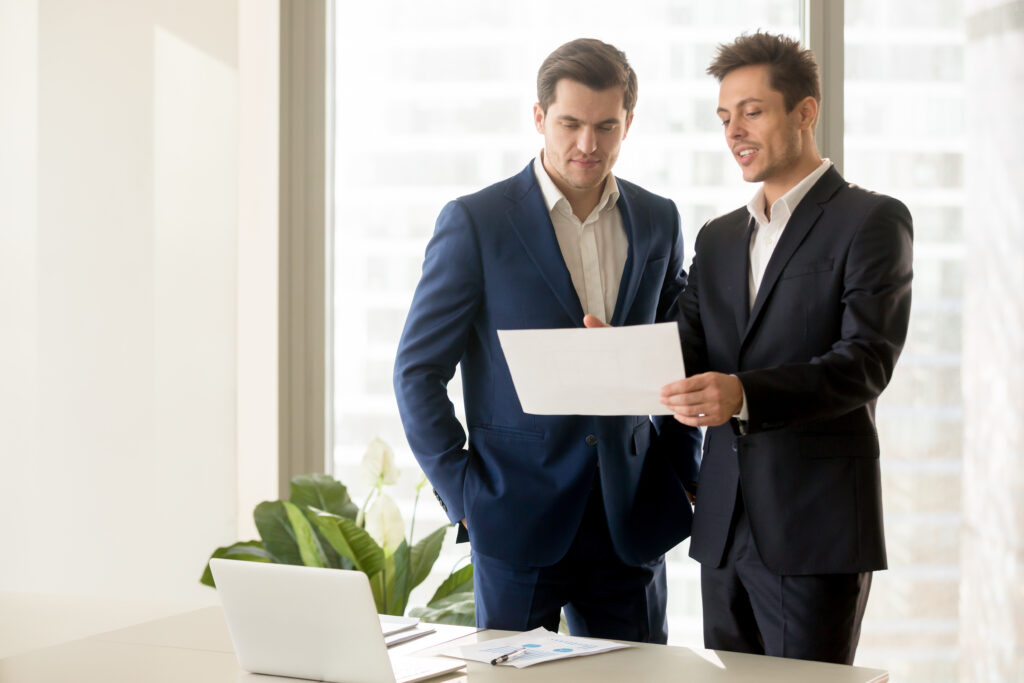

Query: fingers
<box><xmin>583</xmin><ymin>314</ymin><xmax>609</xmax><ymax>328</ymax></box>
<box><xmin>673</xmin><ymin>411</ymin><xmax>728</xmax><ymax>428</ymax></box>
<box><xmin>662</xmin><ymin>373</ymin><xmax>732</xmax><ymax>427</ymax></box>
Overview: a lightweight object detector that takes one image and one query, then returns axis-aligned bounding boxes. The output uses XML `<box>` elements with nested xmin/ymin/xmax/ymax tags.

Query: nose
<box><xmin>725</xmin><ymin>117</ymin><xmax>744</xmax><ymax>140</ymax></box>
<box><xmin>576</xmin><ymin>126</ymin><xmax>597</xmax><ymax>154</ymax></box>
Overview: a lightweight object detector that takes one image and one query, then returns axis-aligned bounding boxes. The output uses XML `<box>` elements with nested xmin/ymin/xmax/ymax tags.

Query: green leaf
<box><xmin>370</xmin><ymin>570</ymin><xmax>386</xmax><ymax>613</ymax></box>
<box><xmin>305</xmin><ymin>508</ymin><xmax>385</xmax><ymax>577</ymax></box>
<box><xmin>254</xmin><ymin>501</ymin><xmax>302</xmax><ymax>565</ymax></box>
<box><xmin>284</xmin><ymin>500</ymin><xmax>327</xmax><ymax>567</ymax></box>
<box><xmin>408</xmin><ymin>526</ymin><xmax>446</xmax><ymax>591</ymax></box>
<box><xmin>427</xmin><ymin>563</ymin><xmax>474</xmax><ymax>604</ymax></box>
<box><xmin>311</xmin><ymin>525</ymin><xmax>346</xmax><ymax>570</ymax></box>
<box><xmin>199</xmin><ymin>541</ymin><xmax>274</xmax><ymax>587</ymax></box>
<box><xmin>409</xmin><ymin>591</ymin><xmax>476</xmax><ymax>626</ymax></box>
<box><xmin>254</xmin><ymin>500</ymin><xmax>326</xmax><ymax>567</ymax></box>
<box><xmin>384</xmin><ymin>540</ymin><xmax>411</xmax><ymax>616</ymax></box>
<box><xmin>411</xmin><ymin>564</ymin><xmax>475</xmax><ymax>626</ymax></box>
<box><xmin>289</xmin><ymin>473</ymin><xmax>359</xmax><ymax>520</ymax></box>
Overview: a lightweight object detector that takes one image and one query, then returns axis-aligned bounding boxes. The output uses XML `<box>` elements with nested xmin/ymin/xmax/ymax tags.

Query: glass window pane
<box><xmin>845</xmin><ymin>0</ymin><xmax>965</xmax><ymax>678</ymax></box>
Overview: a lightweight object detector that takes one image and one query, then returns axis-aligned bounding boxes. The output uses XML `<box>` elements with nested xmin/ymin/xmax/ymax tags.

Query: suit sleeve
<box><xmin>738</xmin><ymin>198</ymin><xmax>914</xmax><ymax>431</ymax></box>
<box><xmin>651</xmin><ymin>202</ymin><xmax>702</xmax><ymax>485</ymax></box>
<box><xmin>674</xmin><ymin>221</ymin><xmax>711</xmax><ymax>377</ymax></box>
<box><xmin>393</xmin><ymin>200</ymin><xmax>482</xmax><ymax>524</ymax></box>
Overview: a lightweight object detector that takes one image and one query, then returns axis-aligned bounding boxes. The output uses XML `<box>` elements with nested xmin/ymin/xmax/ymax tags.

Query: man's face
<box><xmin>716</xmin><ymin>64</ymin><xmax>803</xmax><ymax>184</ymax></box>
<box><xmin>534</xmin><ymin>79</ymin><xmax>633</xmax><ymax>195</ymax></box>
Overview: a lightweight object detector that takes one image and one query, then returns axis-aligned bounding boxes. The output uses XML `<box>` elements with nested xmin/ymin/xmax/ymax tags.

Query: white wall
<box><xmin>0</xmin><ymin>0</ymin><xmax>259</xmax><ymax>604</ymax></box>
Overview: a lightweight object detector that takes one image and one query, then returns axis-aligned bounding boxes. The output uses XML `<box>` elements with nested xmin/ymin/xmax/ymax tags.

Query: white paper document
<box><xmin>497</xmin><ymin>322</ymin><xmax>684</xmax><ymax>416</ymax></box>
<box><xmin>440</xmin><ymin>627</ymin><xmax>630</xmax><ymax>668</ymax></box>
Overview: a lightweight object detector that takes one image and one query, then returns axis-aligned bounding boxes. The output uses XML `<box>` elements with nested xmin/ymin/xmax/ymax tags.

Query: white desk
<box><xmin>0</xmin><ymin>605</ymin><xmax>889</xmax><ymax>682</ymax></box>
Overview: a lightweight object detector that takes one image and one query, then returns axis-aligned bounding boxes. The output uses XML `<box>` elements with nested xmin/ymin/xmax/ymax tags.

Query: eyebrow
<box><xmin>716</xmin><ymin>97</ymin><xmax>764</xmax><ymax>114</ymax></box>
<box><xmin>556</xmin><ymin>114</ymin><xmax>621</xmax><ymax>126</ymax></box>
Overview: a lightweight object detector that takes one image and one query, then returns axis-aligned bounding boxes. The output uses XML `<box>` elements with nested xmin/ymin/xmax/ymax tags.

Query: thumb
<box><xmin>583</xmin><ymin>314</ymin><xmax>609</xmax><ymax>328</ymax></box>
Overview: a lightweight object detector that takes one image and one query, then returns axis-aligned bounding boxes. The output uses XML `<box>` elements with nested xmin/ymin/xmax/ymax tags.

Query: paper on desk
<box><xmin>497</xmin><ymin>322</ymin><xmax>684</xmax><ymax>415</ymax></box>
<box><xmin>440</xmin><ymin>627</ymin><xmax>630</xmax><ymax>668</ymax></box>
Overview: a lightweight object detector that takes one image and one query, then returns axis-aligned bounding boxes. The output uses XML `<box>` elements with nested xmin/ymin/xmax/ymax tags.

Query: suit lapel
<box><xmin>742</xmin><ymin>167</ymin><xmax>844</xmax><ymax>345</ymax></box>
<box><xmin>729</xmin><ymin>216</ymin><xmax>754</xmax><ymax>339</ymax></box>
<box><xmin>610</xmin><ymin>184</ymin><xmax>650</xmax><ymax>326</ymax></box>
<box><xmin>504</xmin><ymin>164</ymin><xmax>585</xmax><ymax>325</ymax></box>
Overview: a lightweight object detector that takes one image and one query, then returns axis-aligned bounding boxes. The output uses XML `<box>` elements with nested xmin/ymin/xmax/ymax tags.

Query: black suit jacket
<box><xmin>678</xmin><ymin>166</ymin><xmax>913</xmax><ymax>575</ymax></box>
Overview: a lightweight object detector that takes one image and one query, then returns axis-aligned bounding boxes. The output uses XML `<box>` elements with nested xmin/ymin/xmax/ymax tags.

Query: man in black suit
<box><xmin>659</xmin><ymin>32</ymin><xmax>913</xmax><ymax>664</ymax></box>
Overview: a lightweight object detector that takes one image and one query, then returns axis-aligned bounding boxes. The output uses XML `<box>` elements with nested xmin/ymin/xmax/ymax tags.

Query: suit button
<box><xmin>732</xmin><ymin>443</ymin><xmax>738</xmax><ymax>452</ymax></box>
<box><xmin>586</xmin><ymin>434</ymin><xmax>598</xmax><ymax>446</ymax></box>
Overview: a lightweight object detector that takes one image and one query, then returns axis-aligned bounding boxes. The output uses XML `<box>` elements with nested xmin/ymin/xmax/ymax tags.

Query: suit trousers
<box><xmin>470</xmin><ymin>472</ymin><xmax>668</xmax><ymax>643</ymax></box>
<box><xmin>701</xmin><ymin>493</ymin><xmax>872</xmax><ymax>664</ymax></box>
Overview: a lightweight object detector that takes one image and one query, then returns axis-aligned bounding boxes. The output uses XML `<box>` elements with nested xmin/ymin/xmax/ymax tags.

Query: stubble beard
<box><xmin>748</xmin><ymin>128</ymin><xmax>802</xmax><ymax>184</ymax></box>
<box><xmin>556</xmin><ymin>161</ymin><xmax>607</xmax><ymax>193</ymax></box>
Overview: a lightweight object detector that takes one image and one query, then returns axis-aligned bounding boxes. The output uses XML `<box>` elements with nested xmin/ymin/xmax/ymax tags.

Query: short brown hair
<box><xmin>537</xmin><ymin>38</ymin><xmax>638</xmax><ymax>115</ymax></box>
<box><xmin>707</xmin><ymin>32</ymin><xmax>820</xmax><ymax>112</ymax></box>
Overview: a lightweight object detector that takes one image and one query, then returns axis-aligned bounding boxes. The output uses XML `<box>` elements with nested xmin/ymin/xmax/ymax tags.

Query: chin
<box><xmin>743</xmin><ymin>167</ymin><xmax>766</xmax><ymax>184</ymax></box>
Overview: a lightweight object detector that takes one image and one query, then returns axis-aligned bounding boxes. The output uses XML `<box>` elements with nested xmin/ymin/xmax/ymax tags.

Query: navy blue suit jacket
<box><xmin>677</xmin><ymin>167</ymin><xmax>913</xmax><ymax>575</ymax></box>
<box><xmin>394</xmin><ymin>162</ymin><xmax>701</xmax><ymax>567</ymax></box>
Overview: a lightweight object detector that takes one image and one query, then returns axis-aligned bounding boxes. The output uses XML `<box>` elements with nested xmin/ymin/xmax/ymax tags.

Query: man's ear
<box><xmin>533</xmin><ymin>103</ymin><xmax>545</xmax><ymax>134</ymax></box>
<box><xmin>622</xmin><ymin>111</ymin><xmax>635</xmax><ymax>139</ymax></box>
<box><xmin>797</xmin><ymin>96</ymin><xmax>818</xmax><ymax>130</ymax></box>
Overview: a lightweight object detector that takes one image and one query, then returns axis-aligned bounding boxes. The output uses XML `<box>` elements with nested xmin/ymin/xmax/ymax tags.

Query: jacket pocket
<box><xmin>780</xmin><ymin>257</ymin><xmax>834</xmax><ymax>280</ymax></box>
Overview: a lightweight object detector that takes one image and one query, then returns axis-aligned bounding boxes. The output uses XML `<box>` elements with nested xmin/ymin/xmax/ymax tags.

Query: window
<box><xmin>844</xmin><ymin>1</ymin><xmax>966</xmax><ymax>678</ymax></box>
<box><xmin>329</xmin><ymin>3</ymin><xmax>1005</xmax><ymax>678</ymax></box>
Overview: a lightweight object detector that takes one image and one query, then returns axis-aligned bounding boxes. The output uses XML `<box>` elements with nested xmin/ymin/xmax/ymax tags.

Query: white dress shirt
<box><xmin>736</xmin><ymin>158</ymin><xmax>832</xmax><ymax>421</ymax></box>
<box><xmin>533</xmin><ymin>154</ymin><xmax>629</xmax><ymax>323</ymax></box>
<box><xmin>746</xmin><ymin>158</ymin><xmax>833</xmax><ymax>309</ymax></box>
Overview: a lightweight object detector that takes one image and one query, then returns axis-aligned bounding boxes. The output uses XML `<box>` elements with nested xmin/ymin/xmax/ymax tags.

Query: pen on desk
<box><xmin>490</xmin><ymin>647</ymin><xmax>528</xmax><ymax>665</ymax></box>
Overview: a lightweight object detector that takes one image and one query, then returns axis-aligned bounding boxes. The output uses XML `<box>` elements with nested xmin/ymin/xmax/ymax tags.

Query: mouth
<box><xmin>735</xmin><ymin>147</ymin><xmax>758</xmax><ymax>165</ymax></box>
<box><xmin>571</xmin><ymin>158</ymin><xmax>602</xmax><ymax>169</ymax></box>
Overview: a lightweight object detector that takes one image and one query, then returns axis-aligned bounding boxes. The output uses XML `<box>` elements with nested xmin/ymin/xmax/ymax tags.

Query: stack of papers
<box><xmin>378</xmin><ymin>614</ymin><xmax>435</xmax><ymax>648</ymax></box>
<box><xmin>440</xmin><ymin>627</ymin><xmax>630</xmax><ymax>668</ymax></box>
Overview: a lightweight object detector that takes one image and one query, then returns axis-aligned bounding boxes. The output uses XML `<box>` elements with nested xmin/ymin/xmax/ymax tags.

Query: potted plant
<box><xmin>200</xmin><ymin>438</ymin><xmax>474</xmax><ymax>625</ymax></box>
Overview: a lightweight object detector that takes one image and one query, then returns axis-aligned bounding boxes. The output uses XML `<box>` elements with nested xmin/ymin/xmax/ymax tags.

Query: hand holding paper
<box><xmin>660</xmin><ymin>372</ymin><xmax>744</xmax><ymax>428</ymax></box>
<box><xmin>584</xmin><ymin>316</ymin><xmax>741</xmax><ymax>428</ymax></box>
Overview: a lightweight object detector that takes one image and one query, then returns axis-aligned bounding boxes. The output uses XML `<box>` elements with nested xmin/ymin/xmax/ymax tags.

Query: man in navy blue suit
<box><xmin>658</xmin><ymin>32</ymin><xmax>913</xmax><ymax>663</ymax></box>
<box><xmin>394</xmin><ymin>38</ymin><xmax>700</xmax><ymax>643</ymax></box>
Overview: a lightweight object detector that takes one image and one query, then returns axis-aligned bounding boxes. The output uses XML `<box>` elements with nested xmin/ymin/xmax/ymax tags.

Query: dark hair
<box><xmin>706</xmin><ymin>31</ymin><xmax>820</xmax><ymax>112</ymax></box>
<box><xmin>537</xmin><ymin>38</ymin><xmax>638</xmax><ymax>115</ymax></box>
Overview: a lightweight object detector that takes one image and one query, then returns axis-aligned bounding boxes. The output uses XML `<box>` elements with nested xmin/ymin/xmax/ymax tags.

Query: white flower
<box><xmin>361</xmin><ymin>437</ymin><xmax>399</xmax><ymax>488</ymax></box>
<box><xmin>364</xmin><ymin>492</ymin><xmax>405</xmax><ymax>553</ymax></box>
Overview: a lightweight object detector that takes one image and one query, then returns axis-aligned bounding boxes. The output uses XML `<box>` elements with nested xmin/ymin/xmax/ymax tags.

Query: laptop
<box><xmin>209</xmin><ymin>559</ymin><xmax>466</xmax><ymax>683</ymax></box>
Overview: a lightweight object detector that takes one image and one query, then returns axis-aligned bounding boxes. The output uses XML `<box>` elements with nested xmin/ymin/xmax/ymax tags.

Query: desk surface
<box><xmin>0</xmin><ymin>605</ymin><xmax>889</xmax><ymax>682</ymax></box>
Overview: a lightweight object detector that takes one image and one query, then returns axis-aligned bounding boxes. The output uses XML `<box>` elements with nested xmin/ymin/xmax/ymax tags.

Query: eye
<box><xmin>598</xmin><ymin>125</ymin><xmax>614</xmax><ymax>133</ymax></box>
<box><xmin>720</xmin><ymin>118</ymin><xmax>730</xmax><ymax>127</ymax></box>
<box><xmin>747</xmin><ymin>110</ymin><xmax>761</xmax><ymax>118</ymax></box>
<box><xmin>562</xmin><ymin>122</ymin><xmax>579</xmax><ymax>129</ymax></box>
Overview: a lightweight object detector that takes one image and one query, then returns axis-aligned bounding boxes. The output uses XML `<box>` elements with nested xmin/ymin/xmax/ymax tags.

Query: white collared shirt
<box><xmin>746</xmin><ymin>158</ymin><xmax>833</xmax><ymax>310</ymax></box>
<box><xmin>533</xmin><ymin>153</ymin><xmax>628</xmax><ymax>323</ymax></box>
<box><xmin>736</xmin><ymin>158</ymin><xmax>832</xmax><ymax>422</ymax></box>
